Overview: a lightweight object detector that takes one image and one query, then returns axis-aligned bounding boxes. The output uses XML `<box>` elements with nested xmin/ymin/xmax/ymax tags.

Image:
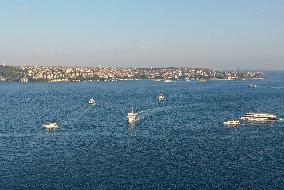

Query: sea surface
<box><xmin>0</xmin><ymin>72</ymin><xmax>284</xmax><ymax>189</ymax></box>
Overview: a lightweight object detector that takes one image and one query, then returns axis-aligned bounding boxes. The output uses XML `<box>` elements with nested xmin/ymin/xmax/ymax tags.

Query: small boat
<box><xmin>157</xmin><ymin>93</ymin><xmax>165</xmax><ymax>101</ymax></box>
<box><xmin>249</xmin><ymin>84</ymin><xmax>257</xmax><ymax>88</ymax></box>
<box><xmin>198</xmin><ymin>79</ymin><xmax>207</xmax><ymax>82</ymax></box>
<box><xmin>128</xmin><ymin>105</ymin><xmax>137</xmax><ymax>124</ymax></box>
<box><xmin>164</xmin><ymin>80</ymin><xmax>172</xmax><ymax>83</ymax></box>
<box><xmin>42</xmin><ymin>122</ymin><xmax>59</xmax><ymax>130</ymax></box>
<box><xmin>223</xmin><ymin>120</ymin><xmax>240</xmax><ymax>126</ymax></box>
<box><xmin>88</xmin><ymin>98</ymin><xmax>96</xmax><ymax>106</ymax></box>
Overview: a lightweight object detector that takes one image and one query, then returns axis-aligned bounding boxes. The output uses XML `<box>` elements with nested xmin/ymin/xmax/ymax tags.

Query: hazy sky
<box><xmin>0</xmin><ymin>0</ymin><xmax>284</xmax><ymax>70</ymax></box>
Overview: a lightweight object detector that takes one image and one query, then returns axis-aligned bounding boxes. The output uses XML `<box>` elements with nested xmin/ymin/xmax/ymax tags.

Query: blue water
<box><xmin>0</xmin><ymin>72</ymin><xmax>284</xmax><ymax>189</ymax></box>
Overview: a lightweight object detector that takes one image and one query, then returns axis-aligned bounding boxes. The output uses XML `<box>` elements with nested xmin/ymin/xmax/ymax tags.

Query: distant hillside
<box><xmin>0</xmin><ymin>65</ymin><xmax>22</xmax><ymax>81</ymax></box>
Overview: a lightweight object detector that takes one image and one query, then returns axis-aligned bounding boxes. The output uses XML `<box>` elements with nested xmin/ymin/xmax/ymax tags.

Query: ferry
<box><xmin>223</xmin><ymin>120</ymin><xmax>240</xmax><ymax>126</ymax></box>
<box><xmin>42</xmin><ymin>122</ymin><xmax>59</xmax><ymax>130</ymax></box>
<box><xmin>128</xmin><ymin>106</ymin><xmax>137</xmax><ymax>124</ymax></box>
<box><xmin>240</xmin><ymin>113</ymin><xmax>278</xmax><ymax>122</ymax></box>
<box><xmin>157</xmin><ymin>93</ymin><xmax>165</xmax><ymax>101</ymax></box>
<box><xmin>88</xmin><ymin>98</ymin><xmax>96</xmax><ymax>106</ymax></box>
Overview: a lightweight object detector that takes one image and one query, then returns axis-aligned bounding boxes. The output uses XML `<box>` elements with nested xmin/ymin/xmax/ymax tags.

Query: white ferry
<box><xmin>240</xmin><ymin>113</ymin><xmax>278</xmax><ymax>122</ymax></box>
<box><xmin>223</xmin><ymin>120</ymin><xmax>240</xmax><ymax>126</ymax></box>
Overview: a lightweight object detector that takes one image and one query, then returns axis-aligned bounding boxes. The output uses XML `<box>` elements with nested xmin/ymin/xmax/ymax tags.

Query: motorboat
<box><xmin>240</xmin><ymin>113</ymin><xmax>278</xmax><ymax>122</ymax></box>
<box><xmin>157</xmin><ymin>94</ymin><xmax>165</xmax><ymax>101</ymax></box>
<box><xmin>223</xmin><ymin>120</ymin><xmax>240</xmax><ymax>126</ymax></box>
<box><xmin>42</xmin><ymin>122</ymin><xmax>59</xmax><ymax>130</ymax></box>
<box><xmin>249</xmin><ymin>84</ymin><xmax>257</xmax><ymax>88</ymax></box>
<box><xmin>88</xmin><ymin>98</ymin><xmax>96</xmax><ymax>106</ymax></box>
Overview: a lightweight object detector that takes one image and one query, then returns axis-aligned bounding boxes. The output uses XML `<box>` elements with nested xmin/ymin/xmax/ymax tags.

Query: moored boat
<box><xmin>164</xmin><ymin>80</ymin><xmax>172</xmax><ymax>83</ymax></box>
<box><xmin>198</xmin><ymin>78</ymin><xmax>207</xmax><ymax>82</ymax></box>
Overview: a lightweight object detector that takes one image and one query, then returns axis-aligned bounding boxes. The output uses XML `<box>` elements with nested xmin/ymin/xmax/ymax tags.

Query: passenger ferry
<box><xmin>240</xmin><ymin>113</ymin><xmax>278</xmax><ymax>122</ymax></box>
<box><xmin>128</xmin><ymin>105</ymin><xmax>137</xmax><ymax>124</ymax></box>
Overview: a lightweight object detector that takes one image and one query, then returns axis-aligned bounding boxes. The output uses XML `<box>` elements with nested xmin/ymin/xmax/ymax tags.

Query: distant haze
<box><xmin>0</xmin><ymin>0</ymin><xmax>284</xmax><ymax>70</ymax></box>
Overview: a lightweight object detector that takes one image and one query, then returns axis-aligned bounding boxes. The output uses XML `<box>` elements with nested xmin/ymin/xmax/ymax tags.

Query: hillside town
<box><xmin>0</xmin><ymin>65</ymin><xmax>264</xmax><ymax>82</ymax></box>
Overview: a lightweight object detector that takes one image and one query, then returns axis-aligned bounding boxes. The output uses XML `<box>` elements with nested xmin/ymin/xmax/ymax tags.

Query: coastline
<box><xmin>0</xmin><ymin>77</ymin><xmax>265</xmax><ymax>83</ymax></box>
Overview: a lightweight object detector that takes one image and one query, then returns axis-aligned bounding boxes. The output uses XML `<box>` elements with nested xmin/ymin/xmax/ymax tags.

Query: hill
<box><xmin>0</xmin><ymin>65</ymin><xmax>22</xmax><ymax>81</ymax></box>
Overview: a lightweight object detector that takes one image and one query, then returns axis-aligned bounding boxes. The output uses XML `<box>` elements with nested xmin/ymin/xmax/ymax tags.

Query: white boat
<box><xmin>249</xmin><ymin>84</ymin><xmax>257</xmax><ymax>88</ymax></box>
<box><xmin>223</xmin><ymin>120</ymin><xmax>240</xmax><ymax>126</ymax></box>
<box><xmin>240</xmin><ymin>113</ymin><xmax>278</xmax><ymax>122</ymax></box>
<box><xmin>164</xmin><ymin>80</ymin><xmax>172</xmax><ymax>83</ymax></box>
<box><xmin>128</xmin><ymin>106</ymin><xmax>137</xmax><ymax>124</ymax></box>
<box><xmin>157</xmin><ymin>94</ymin><xmax>165</xmax><ymax>101</ymax></box>
<box><xmin>88</xmin><ymin>98</ymin><xmax>96</xmax><ymax>106</ymax></box>
<box><xmin>227</xmin><ymin>76</ymin><xmax>238</xmax><ymax>80</ymax></box>
<box><xmin>198</xmin><ymin>79</ymin><xmax>207</xmax><ymax>82</ymax></box>
<box><xmin>42</xmin><ymin>122</ymin><xmax>59</xmax><ymax>129</ymax></box>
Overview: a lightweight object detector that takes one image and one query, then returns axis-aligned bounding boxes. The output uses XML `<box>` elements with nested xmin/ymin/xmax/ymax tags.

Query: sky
<box><xmin>0</xmin><ymin>0</ymin><xmax>284</xmax><ymax>70</ymax></box>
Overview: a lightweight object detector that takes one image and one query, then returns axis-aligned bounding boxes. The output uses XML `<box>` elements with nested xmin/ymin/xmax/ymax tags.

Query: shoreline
<box><xmin>0</xmin><ymin>78</ymin><xmax>264</xmax><ymax>83</ymax></box>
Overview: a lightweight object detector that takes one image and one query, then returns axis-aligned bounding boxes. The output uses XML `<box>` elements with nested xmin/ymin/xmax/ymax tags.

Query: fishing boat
<box><xmin>88</xmin><ymin>98</ymin><xmax>96</xmax><ymax>106</ymax></box>
<box><xmin>157</xmin><ymin>93</ymin><xmax>165</xmax><ymax>101</ymax></box>
<box><xmin>42</xmin><ymin>122</ymin><xmax>59</xmax><ymax>130</ymax></box>
<box><xmin>128</xmin><ymin>105</ymin><xmax>137</xmax><ymax>124</ymax></box>
<box><xmin>223</xmin><ymin>120</ymin><xmax>240</xmax><ymax>126</ymax></box>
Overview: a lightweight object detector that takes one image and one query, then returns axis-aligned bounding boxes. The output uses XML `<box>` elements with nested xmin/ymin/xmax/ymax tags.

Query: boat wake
<box><xmin>278</xmin><ymin>118</ymin><xmax>284</xmax><ymax>123</ymax></box>
<box><xmin>267</xmin><ymin>86</ymin><xmax>284</xmax><ymax>89</ymax></box>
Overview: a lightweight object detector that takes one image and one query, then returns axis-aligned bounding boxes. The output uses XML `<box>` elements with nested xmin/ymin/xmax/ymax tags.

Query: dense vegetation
<box><xmin>0</xmin><ymin>65</ymin><xmax>22</xmax><ymax>81</ymax></box>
